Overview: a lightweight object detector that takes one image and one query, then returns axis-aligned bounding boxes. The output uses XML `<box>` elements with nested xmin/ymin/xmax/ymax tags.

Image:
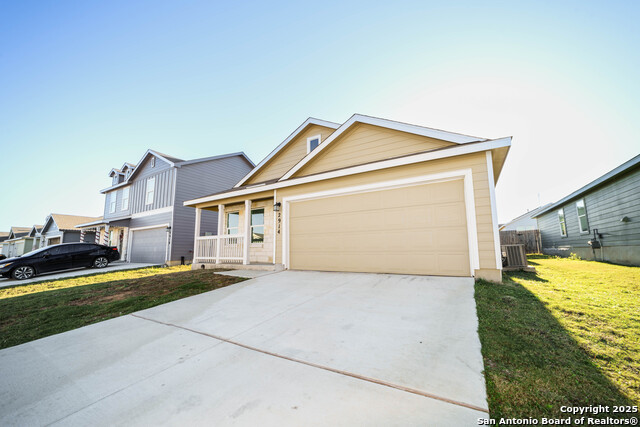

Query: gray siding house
<box><xmin>41</xmin><ymin>214</ymin><xmax>100</xmax><ymax>247</ymax></box>
<box><xmin>78</xmin><ymin>150</ymin><xmax>254</xmax><ymax>265</ymax></box>
<box><xmin>534</xmin><ymin>153</ymin><xmax>640</xmax><ymax>265</ymax></box>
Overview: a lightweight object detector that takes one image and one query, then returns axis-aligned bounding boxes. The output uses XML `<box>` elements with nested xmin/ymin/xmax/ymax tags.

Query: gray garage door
<box><xmin>130</xmin><ymin>227</ymin><xmax>167</xmax><ymax>264</ymax></box>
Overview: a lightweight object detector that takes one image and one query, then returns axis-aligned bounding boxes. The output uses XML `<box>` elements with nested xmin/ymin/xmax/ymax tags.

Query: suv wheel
<box><xmin>13</xmin><ymin>266</ymin><xmax>35</xmax><ymax>280</ymax></box>
<box><xmin>93</xmin><ymin>257</ymin><xmax>109</xmax><ymax>268</ymax></box>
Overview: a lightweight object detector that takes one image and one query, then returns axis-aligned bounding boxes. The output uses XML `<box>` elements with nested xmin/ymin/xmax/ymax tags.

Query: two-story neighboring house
<box><xmin>78</xmin><ymin>150</ymin><xmax>254</xmax><ymax>265</ymax></box>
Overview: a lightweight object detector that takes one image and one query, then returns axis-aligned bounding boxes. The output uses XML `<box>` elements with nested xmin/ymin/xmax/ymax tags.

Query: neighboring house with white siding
<box><xmin>2</xmin><ymin>226</ymin><xmax>37</xmax><ymax>258</ymax></box>
<box><xmin>77</xmin><ymin>149</ymin><xmax>254</xmax><ymax>266</ymax></box>
<box><xmin>499</xmin><ymin>204</ymin><xmax>552</xmax><ymax>231</ymax></box>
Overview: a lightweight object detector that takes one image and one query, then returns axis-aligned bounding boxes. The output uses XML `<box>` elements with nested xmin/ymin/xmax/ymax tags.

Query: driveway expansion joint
<box><xmin>131</xmin><ymin>313</ymin><xmax>489</xmax><ymax>414</ymax></box>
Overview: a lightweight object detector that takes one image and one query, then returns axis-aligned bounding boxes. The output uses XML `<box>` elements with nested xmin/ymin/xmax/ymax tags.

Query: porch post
<box><xmin>95</xmin><ymin>227</ymin><xmax>101</xmax><ymax>244</ymax></box>
<box><xmin>216</xmin><ymin>204</ymin><xmax>224</xmax><ymax>263</ymax></box>
<box><xmin>243</xmin><ymin>199</ymin><xmax>251</xmax><ymax>265</ymax></box>
<box><xmin>80</xmin><ymin>229</ymin><xmax>86</xmax><ymax>242</ymax></box>
<box><xmin>194</xmin><ymin>208</ymin><xmax>202</xmax><ymax>262</ymax></box>
<box><xmin>103</xmin><ymin>225</ymin><xmax>110</xmax><ymax>246</ymax></box>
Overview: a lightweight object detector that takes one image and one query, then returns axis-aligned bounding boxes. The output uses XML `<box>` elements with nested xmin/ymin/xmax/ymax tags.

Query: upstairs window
<box><xmin>226</xmin><ymin>212</ymin><xmax>239</xmax><ymax>235</ymax></box>
<box><xmin>150</xmin><ymin>157</ymin><xmax>156</xmax><ymax>168</ymax></box>
<box><xmin>146</xmin><ymin>177</ymin><xmax>155</xmax><ymax>205</ymax></box>
<box><xmin>576</xmin><ymin>199</ymin><xmax>589</xmax><ymax>233</ymax></box>
<box><xmin>112</xmin><ymin>175</ymin><xmax>119</xmax><ymax>185</ymax></box>
<box><xmin>307</xmin><ymin>135</ymin><xmax>321</xmax><ymax>153</ymax></box>
<box><xmin>109</xmin><ymin>192</ymin><xmax>117</xmax><ymax>213</ymax></box>
<box><xmin>251</xmin><ymin>209</ymin><xmax>264</xmax><ymax>243</ymax></box>
<box><xmin>122</xmin><ymin>187</ymin><xmax>130</xmax><ymax>210</ymax></box>
<box><xmin>557</xmin><ymin>208</ymin><xmax>567</xmax><ymax>237</ymax></box>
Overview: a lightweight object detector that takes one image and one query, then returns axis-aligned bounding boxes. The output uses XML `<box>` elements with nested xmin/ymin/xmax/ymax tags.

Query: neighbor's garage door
<box><xmin>288</xmin><ymin>179</ymin><xmax>470</xmax><ymax>276</ymax></box>
<box><xmin>130</xmin><ymin>227</ymin><xmax>167</xmax><ymax>264</ymax></box>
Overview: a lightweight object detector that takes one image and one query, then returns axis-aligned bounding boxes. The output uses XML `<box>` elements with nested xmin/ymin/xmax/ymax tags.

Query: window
<box><xmin>122</xmin><ymin>187</ymin><xmax>130</xmax><ymax>210</ymax></box>
<box><xmin>112</xmin><ymin>175</ymin><xmax>119</xmax><ymax>185</ymax></box>
<box><xmin>307</xmin><ymin>135</ymin><xmax>321</xmax><ymax>153</ymax></box>
<box><xmin>576</xmin><ymin>199</ymin><xmax>589</xmax><ymax>233</ymax></box>
<box><xmin>557</xmin><ymin>208</ymin><xmax>567</xmax><ymax>237</ymax></box>
<box><xmin>251</xmin><ymin>209</ymin><xmax>264</xmax><ymax>243</ymax></box>
<box><xmin>150</xmin><ymin>157</ymin><xmax>156</xmax><ymax>168</ymax></box>
<box><xmin>109</xmin><ymin>192</ymin><xmax>116</xmax><ymax>213</ymax></box>
<box><xmin>226</xmin><ymin>212</ymin><xmax>239</xmax><ymax>235</ymax></box>
<box><xmin>145</xmin><ymin>177</ymin><xmax>155</xmax><ymax>205</ymax></box>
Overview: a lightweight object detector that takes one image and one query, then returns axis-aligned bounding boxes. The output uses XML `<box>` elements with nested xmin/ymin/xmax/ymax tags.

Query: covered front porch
<box><xmin>192</xmin><ymin>195</ymin><xmax>277</xmax><ymax>268</ymax></box>
<box><xmin>77</xmin><ymin>218</ymin><xmax>130</xmax><ymax>261</ymax></box>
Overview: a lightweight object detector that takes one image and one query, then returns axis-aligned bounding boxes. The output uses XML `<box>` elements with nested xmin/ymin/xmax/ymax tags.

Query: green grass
<box><xmin>476</xmin><ymin>255</ymin><xmax>639</xmax><ymax>419</ymax></box>
<box><xmin>0</xmin><ymin>266</ymin><xmax>246</xmax><ymax>350</ymax></box>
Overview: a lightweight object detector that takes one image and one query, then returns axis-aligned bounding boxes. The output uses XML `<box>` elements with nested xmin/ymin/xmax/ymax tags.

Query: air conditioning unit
<box><xmin>501</xmin><ymin>244</ymin><xmax>527</xmax><ymax>268</ymax></box>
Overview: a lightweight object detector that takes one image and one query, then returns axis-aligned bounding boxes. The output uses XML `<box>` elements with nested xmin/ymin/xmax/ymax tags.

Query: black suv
<box><xmin>0</xmin><ymin>243</ymin><xmax>121</xmax><ymax>280</ymax></box>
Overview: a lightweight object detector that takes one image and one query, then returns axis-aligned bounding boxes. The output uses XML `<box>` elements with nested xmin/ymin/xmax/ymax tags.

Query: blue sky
<box><xmin>1</xmin><ymin>0</ymin><xmax>639</xmax><ymax>230</ymax></box>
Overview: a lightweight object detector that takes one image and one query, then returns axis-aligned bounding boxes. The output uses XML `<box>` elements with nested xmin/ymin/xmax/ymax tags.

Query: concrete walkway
<box><xmin>0</xmin><ymin>262</ymin><xmax>159</xmax><ymax>288</ymax></box>
<box><xmin>0</xmin><ymin>271</ymin><xmax>488</xmax><ymax>425</ymax></box>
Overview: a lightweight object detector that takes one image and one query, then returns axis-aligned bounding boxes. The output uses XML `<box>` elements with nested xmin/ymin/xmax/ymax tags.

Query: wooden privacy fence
<box><xmin>499</xmin><ymin>230</ymin><xmax>542</xmax><ymax>254</ymax></box>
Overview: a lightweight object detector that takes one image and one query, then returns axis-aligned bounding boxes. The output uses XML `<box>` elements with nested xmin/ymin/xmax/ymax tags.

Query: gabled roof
<box><xmin>43</xmin><ymin>214</ymin><xmax>102</xmax><ymax>233</ymax></box>
<box><xmin>534</xmin><ymin>153</ymin><xmax>640</xmax><ymax>218</ymax></box>
<box><xmin>109</xmin><ymin>168</ymin><xmax>123</xmax><ymax>177</ymax></box>
<box><xmin>281</xmin><ymin>114</ymin><xmax>487</xmax><ymax>181</ymax></box>
<box><xmin>499</xmin><ymin>204</ymin><xmax>553</xmax><ymax>230</ymax></box>
<box><xmin>101</xmin><ymin>151</ymin><xmax>254</xmax><ymax>193</ymax></box>
<box><xmin>185</xmin><ymin>136</ymin><xmax>512</xmax><ymax>207</ymax></box>
<box><xmin>7</xmin><ymin>227</ymin><xmax>31</xmax><ymax>239</ymax></box>
<box><xmin>234</xmin><ymin>117</ymin><xmax>341</xmax><ymax>188</ymax></box>
<box><xmin>28</xmin><ymin>225</ymin><xmax>44</xmax><ymax>237</ymax></box>
<box><xmin>0</xmin><ymin>232</ymin><xmax>10</xmax><ymax>243</ymax></box>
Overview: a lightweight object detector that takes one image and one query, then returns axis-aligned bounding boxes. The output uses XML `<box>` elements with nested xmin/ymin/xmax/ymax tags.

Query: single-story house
<box><xmin>499</xmin><ymin>203</ymin><xmax>552</xmax><ymax>231</ymax></box>
<box><xmin>185</xmin><ymin>114</ymin><xmax>511</xmax><ymax>282</ymax></box>
<box><xmin>0</xmin><ymin>231</ymin><xmax>11</xmax><ymax>256</ymax></box>
<box><xmin>40</xmin><ymin>214</ymin><xmax>101</xmax><ymax>247</ymax></box>
<box><xmin>534</xmin><ymin>153</ymin><xmax>640</xmax><ymax>265</ymax></box>
<box><xmin>1</xmin><ymin>226</ymin><xmax>34</xmax><ymax>258</ymax></box>
<box><xmin>78</xmin><ymin>150</ymin><xmax>254</xmax><ymax>265</ymax></box>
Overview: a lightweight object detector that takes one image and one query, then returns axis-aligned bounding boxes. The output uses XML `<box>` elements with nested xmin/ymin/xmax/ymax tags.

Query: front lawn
<box><xmin>0</xmin><ymin>266</ymin><xmax>246</xmax><ymax>350</ymax></box>
<box><xmin>476</xmin><ymin>255</ymin><xmax>639</xmax><ymax>420</ymax></box>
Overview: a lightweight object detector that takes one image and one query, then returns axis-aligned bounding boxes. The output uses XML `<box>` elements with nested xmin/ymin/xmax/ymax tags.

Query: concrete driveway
<box><xmin>0</xmin><ymin>271</ymin><xmax>488</xmax><ymax>426</ymax></box>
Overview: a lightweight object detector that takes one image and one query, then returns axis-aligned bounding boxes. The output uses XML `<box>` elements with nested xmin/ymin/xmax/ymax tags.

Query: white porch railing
<box><xmin>194</xmin><ymin>234</ymin><xmax>245</xmax><ymax>264</ymax></box>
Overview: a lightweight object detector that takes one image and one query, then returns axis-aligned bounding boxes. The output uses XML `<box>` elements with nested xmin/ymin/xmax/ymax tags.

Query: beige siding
<box><xmin>294</xmin><ymin>123</ymin><xmax>456</xmax><ymax>177</ymax></box>
<box><xmin>246</xmin><ymin>125</ymin><xmax>336</xmax><ymax>185</ymax></box>
<box><xmin>274</xmin><ymin>152</ymin><xmax>498</xmax><ymax>274</ymax></box>
<box><xmin>288</xmin><ymin>179</ymin><xmax>470</xmax><ymax>276</ymax></box>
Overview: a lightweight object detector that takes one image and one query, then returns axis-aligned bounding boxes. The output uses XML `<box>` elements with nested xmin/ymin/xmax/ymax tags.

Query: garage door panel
<box><xmin>289</xmin><ymin>179</ymin><xmax>470</xmax><ymax>276</ymax></box>
<box><xmin>130</xmin><ymin>228</ymin><xmax>167</xmax><ymax>264</ymax></box>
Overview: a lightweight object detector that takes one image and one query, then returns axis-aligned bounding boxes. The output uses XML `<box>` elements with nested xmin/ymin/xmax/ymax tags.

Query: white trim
<box><xmin>576</xmin><ymin>199</ymin><xmax>590</xmax><ymax>234</ymax></box>
<box><xmin>109</xmin><ymin>191</ymin><xmax>117</xmax><ymax>213</ymax></box>
<box><xmin>194</xmin><ymin>208</ymin><xmax>202</xmax><ymax>260</ymax></box>
<box><xmin>169</xmin><ymin>169</ymin><xmax>177</xmax><ymax>261</ymax></box>
<box><xmin>281</xmin><ymin>114</ymin><xmax>486</xmax><ymax>181</ymax></box>
<box><xmin>486</xmin><ymin>151</ymin><xmax>502</xmax><ymax>270</ymax></box>
<box><xmin>281</xmin><ymin>169</ymin><xmax>480</xmax><ymax>275</ymax></box>
<box><xmin>243</xmin><ymin>200</ymin><xmax>251</xmax><ymax>264</ymax></box>
<box><xmin>306</xmin><ymin>134</ymin><xmax>321</xmax><ymax>154</ymax></box>
<box><xmin>129</xmin><ymin>223</ymin><xmax>171</xmax><ymax>232</ymax></box>
<box><xmin>121</xmin><ymin>186</ymin><xmax>130</xmax><ymax>211</ymax></box>
<box><xmin>273</xmin><ymin>190</ymin><xmax>277</xmax><ymax>264</ymax></box>
<box><xmin>45</xmin><ymin>232</ymin><xmax>64</xmax><ymax>246</ymax></box>
<box><xmin>557</xmin><ymin>209</ymin><xmax>567</xmax><ymax>237</ymax></box>
<box><xmin>234</xmin><ymin>118</ymin><xmax>341</xmax><ymax>188</ymax></box>
<box><xmin>185</xmin><ymin>137</ymin><xmax>512</xmax><ymax>207</ymax></box>
<box><xmin>145</xmin><ymin>177</ymin><xmax>156</xmax><ymax>205</ymax></box>
<box><xmin>131</xmin><ymin>206</ymin><xmax>173</xmax><ymax>218</ymax></box>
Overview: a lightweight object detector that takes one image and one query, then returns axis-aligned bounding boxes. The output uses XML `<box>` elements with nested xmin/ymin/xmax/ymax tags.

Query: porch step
<box><xmin>193</xmin><ymin>263</ymin><xmax>281</xmax><ymax>272</ymax></box>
